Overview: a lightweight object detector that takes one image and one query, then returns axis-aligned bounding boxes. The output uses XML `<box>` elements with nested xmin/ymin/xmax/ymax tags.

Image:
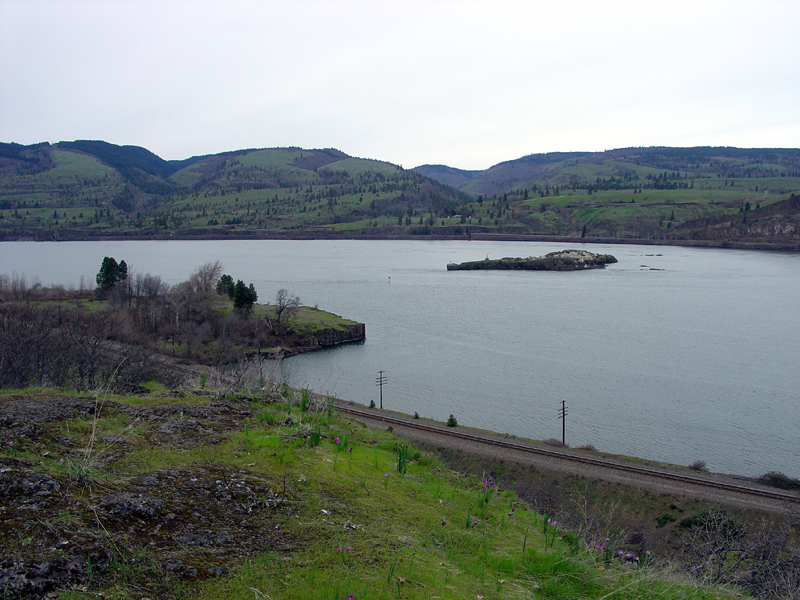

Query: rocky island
<box><xmin>447</xmin><ymin>249</ymin><xmax>618</xmax><ymax>271</ymax></box>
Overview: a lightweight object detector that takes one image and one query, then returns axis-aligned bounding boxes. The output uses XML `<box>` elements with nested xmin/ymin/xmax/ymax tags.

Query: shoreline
<box><xmin>2</xmin><ymin>230</ymin><xmax>800</xmax><ymax>251</ymax></box>
<box><xmin>334</xmin><ymin>400</ymin><xmax>800</xmax><ymax>513</ymax></box>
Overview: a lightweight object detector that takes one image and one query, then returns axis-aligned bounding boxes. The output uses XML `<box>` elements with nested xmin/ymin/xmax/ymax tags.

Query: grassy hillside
<box><xmin>414</xmin><ymin>147</ymin><xmax>800</xmax><ymax>245</ymax></box>
<box><xmin>2</xmin><ymin>141</ymin><xmax>800</xmax><ymax>245</ymax></box>
<box><xmin>1</xmin><ymin>385</ymin><xmax>763</xmax><ymax>600</ymax></box>
<box><xmin>0</xmin><ymin>142</ymin><xmax>467</xmax><ymax>240</ymax></box>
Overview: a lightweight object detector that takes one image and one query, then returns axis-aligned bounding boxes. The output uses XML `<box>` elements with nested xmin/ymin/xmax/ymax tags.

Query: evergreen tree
<box><xmin>95</xmin><ymin>257</ymin><xmax>128</xmax><ymax>296</ymax></box>
<box><xmin>216</xmin><ymin>274</ymin><xmax>234</xmax><ymax>298</ymax></box>
<box><xmin>232</xmin><ymin>280</ymin><xmax>258</xmax><ymax>315</ymax></box>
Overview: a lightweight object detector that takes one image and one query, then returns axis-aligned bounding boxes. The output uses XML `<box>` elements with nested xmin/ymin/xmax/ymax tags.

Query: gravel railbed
<box><xmin>340</xmin><ymin>404</ymin><xmax>798</xmax><ymax>515</ymax></box>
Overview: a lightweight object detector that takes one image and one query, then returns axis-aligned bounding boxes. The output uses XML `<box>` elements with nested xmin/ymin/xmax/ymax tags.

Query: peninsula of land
<box><xmin>447</xmin><ymin>249</ymin><xmax>618</xmax><ymax>271</ymax></box>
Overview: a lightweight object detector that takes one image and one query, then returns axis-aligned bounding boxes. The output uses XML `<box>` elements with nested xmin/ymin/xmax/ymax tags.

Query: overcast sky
<box><xmin>2</xmin><ymin>0</ymin><xmax>799</xmax><ymax>170</ymax></box>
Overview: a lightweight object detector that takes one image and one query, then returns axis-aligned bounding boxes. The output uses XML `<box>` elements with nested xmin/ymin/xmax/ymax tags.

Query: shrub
<box><xmin>757</xmin><ymin>471</ymin><xmax>800</xmax><ymax>490</ymax></box>
<box><xmin>578</xmin><ymin>444</ymin><xmax>597</xmax><ymax>451</ymax></box>
<box><xmin>543</xmin><ymin>438</ymin><xmax>569</xmax><ymax>448</ymax></box>
<box><xmin>688</xmin><ymin>460</ymin><xmax>707</xmax><ymax>471</ymax></box>
<box><xmin>446</xmin><ymin>414</ymin><xmax>458</xmax><ymax>427</ymax></box>
<box><xmin>656</xmin><ymin>513</ymin><xmax>677</xmax><ymax>528</ymax></box>
<box><xmin>307</xmin><ymin>425</ymin><xmax>321</xmax><ymax>448</ymax></box>
<box><xmin>679</xmin><ymin>509</ymin><xmax>732</xmax><ymax>530</ymax></box>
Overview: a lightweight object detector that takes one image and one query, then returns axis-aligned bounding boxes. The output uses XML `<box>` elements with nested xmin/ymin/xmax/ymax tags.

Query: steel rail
<box><xmin>336</xmin><ymin>403</ymin><xmax>800</xmax><ymax>506</ymax></box>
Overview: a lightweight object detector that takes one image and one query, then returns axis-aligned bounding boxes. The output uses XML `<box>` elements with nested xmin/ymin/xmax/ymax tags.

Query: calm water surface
<box><xmin>2</xmin><ymin>239</ymin><xmax>798</xmax><ymax>478</ymax></box>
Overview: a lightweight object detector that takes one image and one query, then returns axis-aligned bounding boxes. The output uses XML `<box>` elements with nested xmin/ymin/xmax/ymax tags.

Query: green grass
<box><xmin>249</xmin><ymin>303</ymin><xmax>359</xmax><ymax>333</ymax></box>
<box><xmin>237</xmin><ymin>148</ymin><xmax>309</xmax><ymax>171</ymax></box>
<box><xmin>320</xmin><ymin>157</ymin><xmax>401</xmax><ymax>176</ymax></box>
<box><xmin>0</xmin><ymin>385</ymin><xmax>755</xmax><ymax>599</ymax></box>
<box><xmin>189</xmin><ymin>407</ymin><xmax>743</xmax><ymax>600</ymax></box>
<box><xmin>168</xmin><ymin>165</ymin><xmax>204</xmax><ymax>188</ymax></box>
<box><xmin>47</xmin><ymin>149</ymin><xmax>118</xmax><ymax>179</ymax></box>
<box><xmin>3</xmin><ymin>143</ymin><xmax>798</xmax><ymax>243</ymax></box>
<box><xmin>142</xmin><ymin>380</ymin><xmax>168</xmax><ymax>393</ymax></box>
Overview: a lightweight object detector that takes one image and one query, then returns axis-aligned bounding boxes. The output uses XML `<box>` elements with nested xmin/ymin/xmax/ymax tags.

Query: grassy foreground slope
<box><xmin>2</xmin><ymin>140</ymin><xmax>800</xmax><ymax>245</ymax></box>
<box><xmin>0</xmin><ymin>386</ymin><xmax>746</xmax><ymax>600</ymax></box>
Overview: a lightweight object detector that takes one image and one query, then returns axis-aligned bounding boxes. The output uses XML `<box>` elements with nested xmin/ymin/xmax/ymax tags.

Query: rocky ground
<box><xmin>3</xmin><ymin>391</ymin><xmax>798</xmax><ymax>600</ymax></box>
<box><xmin>0</xmin><ymin>393</ymin><xmax>295</xmax><ymax>599</ymax></box>
<box><xmin>446</xmin><ymin>249</ymin><xmax>618</xmax><ymax>270</ymax></box>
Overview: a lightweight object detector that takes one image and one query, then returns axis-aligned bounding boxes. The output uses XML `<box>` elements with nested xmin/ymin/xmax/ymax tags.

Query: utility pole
<box><xmin>558</xmin><ymin>400</ymin><xmax>568</xmax><ymax>446</ymax></box>
<box><xmin>375</xmin><ymin>371</ymin><xmax>387</xmax><ymax>409</ymax></box>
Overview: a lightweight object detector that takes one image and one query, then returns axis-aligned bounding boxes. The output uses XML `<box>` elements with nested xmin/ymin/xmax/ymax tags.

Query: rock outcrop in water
<box><xmin>447</xmin><ymin>249</ymin><xmax>618</xmax><ymax>271</ymax></box>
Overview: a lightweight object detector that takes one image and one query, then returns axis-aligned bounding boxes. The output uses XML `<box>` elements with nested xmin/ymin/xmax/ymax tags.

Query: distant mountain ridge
<box><xmin>2</xmin><ymin>140</ymin><xmax>800</xmax><ymax>248</ymax></box>
<box><xmin>412</xmin><ymin>147</ymin><xmax>800</xmax><ymax>197</ymax></box>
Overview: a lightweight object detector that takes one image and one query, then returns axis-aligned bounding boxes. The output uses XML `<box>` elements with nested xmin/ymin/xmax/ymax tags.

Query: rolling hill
<box><xmin>0</xmin><ymin>141</ymin><xmax>468</xmax><ymax>240</ymax></box>
<box><xmin>414</xmin><ymin>146</ymin><xmax>800</xmax><ymax>247</ymax></box>
<box><xmin>2</xmin><ymin>141</ymin><xmax>800</xmax><ymax>247</ymax></box>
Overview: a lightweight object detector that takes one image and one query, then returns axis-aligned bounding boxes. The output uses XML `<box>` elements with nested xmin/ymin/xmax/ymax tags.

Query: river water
<box><xmin>2</xmin><ymin>239</ymin><xmax>798</xmax><ymax>478</ymax></box>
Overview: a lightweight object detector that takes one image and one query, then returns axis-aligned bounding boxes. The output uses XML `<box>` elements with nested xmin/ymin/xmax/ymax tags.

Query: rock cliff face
<box><xmin>675</xmin><ymin>194</ymin><xmax>800</xmax><ymax>246</ymax></box>
<box><xmin>447</xmin><ymin>250</ymin><xmax>618</xmax><ymax>271</ymax></box>
<box><xmin>304</xmin><ymin>323</ymin><xmax>365</xmax><ymax>349</ymax></box>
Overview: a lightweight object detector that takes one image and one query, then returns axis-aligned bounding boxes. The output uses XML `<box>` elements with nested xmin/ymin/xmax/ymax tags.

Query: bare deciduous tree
<box><xmin>188</xmin><ymin>261</ymin><xmax>224</xmax><ymax>297</ymax></box>
<box><xmin>273</xmin><ymin>288</ymin><xmax>301</xmax><ymax>325</ymax></box>
<box><xmin>682</xmin><ymin>508</ymin><xmax>800</xmax><ymax>599</ymax></box>
<box><xmin>0</xmin><ymin>304</ymin><xmax>176</xmax><ymax>389</ymax></box>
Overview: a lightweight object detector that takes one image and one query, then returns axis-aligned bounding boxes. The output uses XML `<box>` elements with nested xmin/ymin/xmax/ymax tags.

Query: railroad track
<box><xmin>335</xmin><ymin>402</ymin><xmax>800</xmax><ymax>507</ymax></box>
